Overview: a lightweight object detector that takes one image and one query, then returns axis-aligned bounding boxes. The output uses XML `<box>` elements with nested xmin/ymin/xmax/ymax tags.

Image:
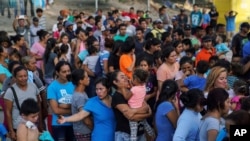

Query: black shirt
<box><xmin>209</xmin><ymin>11</ymin><xmax>219</xmax><ymax>27</ymax></box>
<box><xmin>232</xmin><ymin>33</ymin><xmax>249</xmax><ymax>56</ymax></box>
<box><xmin>136</xmin><ymin>51</ymin><xmax>155</xmax><ymax>66</ymax></box>
<box><xmin>111</xmin><ymin>91</ymin><xmax>145</xmax><ymax>135</ymax></box>
<box><xmin>108</xmin><ymin>53</ymin><xmax>120</xmax><ymax>71</ymax></box>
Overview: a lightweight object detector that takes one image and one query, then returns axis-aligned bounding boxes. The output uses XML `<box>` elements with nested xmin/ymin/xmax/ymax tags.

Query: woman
<box><xmin>108</xmin><ymin>40</ymin><xmax>122</xmax><ymax>72</ymax></box>
<box><xmin>199</xmin><ymin>88</ymin><xmax>230</xmax><ymax>141</ymax></box>
<box><xmin>47</xmin><ymin>61</ymin><xmax>75</xmax><ymax>141</ymax></box>
<box><xmin>10</xmin><ymin>34</ymin><xmax>29</xmax><ymax>57</ymax></box>
<box><xmin>154</xmin><ymin>80</ymin><xmax>179</xmax><ymax>141</ymax></box>
<box><xmin>30</xmin><ymin>29</ymin><xmax>50</xmax><ymax>69</ymax></box>
<box><xmin>172</xmin><ymin>40</ymin><xmax>183</xmax><ymax>62</ymax></box>
<box><xmin>175</xmin><ymin>56</ymin><xmax>195</xmax><ymax>90</ymax></box>
<box><xmin>173</xmin><ymin>88</ymin><xmax>206</xmax><ymax>141</ymax></box>
<box><xmin>204</xmin><ymin>66</ymin><xmax>228</xmax><ymax>98</ymax></box>
<box><xmin>43</xmin><ymin>38</ymin><xmax>58</xmax><ymax>85</ymax></box>
<box><xmin>111</xmin><ymin>70</ymin><xmax>152</xmax><ymax>141</ymax></box>
<box><xmin>0</xmin><ymin>46</ymin><xmax>11</xmax><ymax>88</ymax></box>
<box><xmin>157</xmin><ymin>47</ymin><xmax>179</xmax><ymax>95</ymax></box>
<box><xmin>58</xmin><ymin>76</ymin><xmax>116</xmax><ymax>141</ymax></box>
<box><xmin>4</xmin><ymin>66</ymin><xmax>41</xmax><ymax>141</ymax></box>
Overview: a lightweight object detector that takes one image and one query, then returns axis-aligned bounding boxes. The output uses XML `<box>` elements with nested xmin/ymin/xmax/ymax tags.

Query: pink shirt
<box><xmin>157</xmin><ymin>62</ymin><xmax>180</xmax><ymax>82</ymax></box>
<box><xmin>31</xmin><ymin>42</ymin><xmax>45</xmax><ymax>69</ymax></box>
<box><xmin>128</xmin><ymin>85</ymin><xmax>146</xmax><ymax>108</ymax></box>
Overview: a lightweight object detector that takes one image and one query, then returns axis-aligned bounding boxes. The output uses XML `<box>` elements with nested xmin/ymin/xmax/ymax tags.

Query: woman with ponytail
<box><xmin>43</xmin><ymin>38</ymin><xmax>58</xmax><ymax>85</ymax></box>
<box><xmin>154</xmin><ymin>79</ymin><xmax>179</xmax><ymax>141</ymax></box>
<box><xmin>173</xmin><ymin>88</ymin><xmax>206</xmax><ymax>141</ymax></box>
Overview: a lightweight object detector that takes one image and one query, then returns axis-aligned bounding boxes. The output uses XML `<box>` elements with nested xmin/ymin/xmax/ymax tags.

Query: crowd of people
<box><xmin>0</xmin><ymin>2</ymin><xmax>250</xmax><ymax>141</ymax></box>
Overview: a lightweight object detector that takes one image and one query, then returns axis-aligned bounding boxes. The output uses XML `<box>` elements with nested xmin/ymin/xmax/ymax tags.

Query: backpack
<box><xmin>94</xmin><ymin>56</ymin><xmax>103</xmax><ymax>78</ymax></box>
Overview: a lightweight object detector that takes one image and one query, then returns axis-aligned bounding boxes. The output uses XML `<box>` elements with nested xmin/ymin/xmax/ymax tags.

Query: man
<box><xmin>30</xmin><ymin>17</ymin><xmax>42</xmax><ymax>46</ymax></box>
<box><xmin>173</xmin><ymin>28</ymin><xmax>184</xmax><ymax>41</ymax></box>
<box><xmin>12</xmin><ymin>15</ymin><xmax>30</xmax><ymax>44</ymax></box>
<box><xmin>225</xmin><ymin>10</ymin><xmax>238</xmax><ymax>39</ymax></box>
<box><xmin>190</xmin><ymin>4</ymin><xmax>203</xmax><ymax>34</ymax></box>
<box><xmin>106</xmin><ymin>17</ymin><xmax>118</xmax><ymax>36</ymax></box>
<box><xmin>123</xmin><ymin>16</ymin><xmax>136</xmax><ymax>37</ymax></box>
<box><xmin>113</xmin><ymin>23</ymin><xmax>128</xmax><ymax>42</ymax></box>
<box><xmin>209</xmin><ymin>6</ymin><xmax>219</xmax><ymax>28</ymax></box>
<box><xmin>151</xmin><ymin>19</ymin><xmax>166</xmax><ymax>40</ymax></box>
<box><xmin>177</xmin><ymin>9</ymin><xmax>188</xmax><ymax>29</ymax></box>
<box><xmin>184</xmin><ymin>24</ymin><xmax>195</xmax><ymax>39</ymax></box>
<box><xmin>232</xmin><ymin>22</ymin><xmax>250</xmax><ymax>56</ymax></box>
<box><xmin>139</xmin><ymin>18</ymin><xmax>151</xmax><ymax>38</ymax></box>
<box><xmin>134</xmin><ymin>28</ymin><xmax>145</xmax><ymax>56</ymax></box>
<box><xmin>52</xmin><ymin>16</ymin><xmax>64</xmax><ymax>33</ymax></box>
<box><xmin>36</xmin><ymin>8</ymin><xmax>46</xmax><ymax>30</ymax></box>
<box><xmin>159</xmin><ymin>6</ymin><xmax>171</xmax><ymax>31</ymax></box>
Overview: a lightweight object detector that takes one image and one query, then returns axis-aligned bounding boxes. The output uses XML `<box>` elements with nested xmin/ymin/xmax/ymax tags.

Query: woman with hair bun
<box><xmin>173</xmin><ymin>88</ymin><xmax>206</xmax><ymax>141</ymax></box>
<box><xmin>30</xmin><ymin>29</ymin><xmax>50</xmax><ymax>69</ymax></box>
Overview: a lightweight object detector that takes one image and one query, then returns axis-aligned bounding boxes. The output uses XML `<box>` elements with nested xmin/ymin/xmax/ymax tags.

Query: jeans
<box><xmin>24</xmin><ymin>0</ymin><xmax>34</xmax><ymax>16</ymax></box>
<box><xmin>15</xmin><ymin>0</ymin><xmax>25</xmax><ymax>17</ymax></box>
<box><xmin>52</xmin><ymin>126</ymin><xmax>76</xmax><ymax>141</ymax></box>
<box><xmin>115</xmin><ymin>131</ymin><xmax>146</xmax><ymax>141</ymax></box>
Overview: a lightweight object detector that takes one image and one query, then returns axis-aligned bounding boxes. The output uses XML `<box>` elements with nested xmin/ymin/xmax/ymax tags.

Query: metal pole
<box><xmin>95</xmin><ymin>0</ymin><xmax>98</xmax><ymax>11</ymax></box>
<box><xmin>147</xmin><ymin>0</ymin><xmax>150</xmax><ymax>11</ymax></box>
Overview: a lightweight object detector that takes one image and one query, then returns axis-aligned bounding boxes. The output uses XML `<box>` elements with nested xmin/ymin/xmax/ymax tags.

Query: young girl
<box><xmin>58</xmin><ymin>33</ymin><xmax>72</xmax><ymax>63</ymax></box>
<box><xmin>173</xmin><ymin>40</ymin><xmax>183</xmax><ymax>62</ymax></box>
<box><xmin>83</xmin><ymin>45</ymin><xmax>99</xmax><ymax>98</ymax></box>
<box><xmin>58</xmin><ymin>44</ymin><xmax>69</xmax><ymax>62</ymax></box>
<box><xmin>16</xmin><ymin>98</ymin><xmax>40</xmax><ymax>141</ymax></box>
<box><xmin>231</xmin><ymin>80</ymin><xmax>247</xmax><ymax>112</ymax></box>
<box><xmin>128</xmin><ymin>68</ymin><xmax>155</xmax><ymax>141</ymax></box>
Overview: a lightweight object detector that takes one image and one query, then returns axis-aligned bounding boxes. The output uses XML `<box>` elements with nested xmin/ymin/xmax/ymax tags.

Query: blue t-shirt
<box><xmin>226</xmin><ymin>16</ymin><xmax>236</xmax><ymax>31</ymax></box>
<box><xmin>47</xmin><ymin>80</ymin><xmax>75</xmax><ymax>126</ymax></box>
<box><xmin>173</xmin><ymin>109</ymin><xmax>201</xmax><ymax>141</ymax></box>
<box><xmin>243</xmin><ymin>41</ymin><xmax>250</xmax><ymax>58</ymax></box>
<box><xmin>84</xmin><ymin>96</ymin><xmax>116</xmax><ymax>141</ymax></box>
<box><xmin>215</xmin><ymin>43</ymin><xmax>230</xmax><ymax>54</ymax></box>
<box><xmin>190</xmin><ymin>11</ymin><xmax>202</xmax><ymax>28</ymax></box>
<box><xmin>99</xmin><ymin>50</ymin><xmax>110</xmax><ymax>75</ymax></box>
<box><xmin>183</xmin><ymin>75</ymin><xmax>206</xmax><ymax>91</ymax></box>
<box><xmin>202</xmin><ymin>13</ymin><xmax>211</xmax><ymax>24</ymax></box>
<box><xmin>78</xmin><ymin>50</ymin><xmax>89</xmax><ymax>62</ymax></box>
<box><xmin>0</xmin><ymin>64</ymin><xmax>11</xmax><ymax>78</ymax></box>
<box><xmin>155</xmin><ymin>101</ymin><xmax>175</xmax><ymax>141</ymax></box>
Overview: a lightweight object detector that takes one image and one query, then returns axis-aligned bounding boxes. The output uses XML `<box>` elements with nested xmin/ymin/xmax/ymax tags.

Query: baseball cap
<box><xmin>32</xmin><ymin>17</ymin><xmax>39</xmax><ymax>22</ymax></box>
<box><xmin>153</xmin><ymin>19</ymin><xmax>163</xmax><ymax>24</ymax></box>
<box><xmin>172</xmin><ymin>16</ymin><xmax>177</xmax><ymax>21</ymax></box>
<box><xmin>184</xmin><ymin>24</ymin><xmax>191</xmax><ymax>30</ymax></box>
<box><xmin>202</xmin><ymin>36</ymin><xmax>212</xmax><ymax>42</ymax></box>
<box><xmin>122</xmin><ymin>16</ymin><xmax>131</xmax><ymax>22</ymax></box>
<box><xmin>65</xmin><ymin>21</ymin><xmax>74</xmax><ymax>28</ymax></box>
<box><xmin>57</xmin><ymin>16</ymin><xmax>64</xmax><ymax>20</ymax></box>
<box><xmin>18</xmin><ymin>15</ymin><xmax>25</xmax><ymax>20</ymax></box>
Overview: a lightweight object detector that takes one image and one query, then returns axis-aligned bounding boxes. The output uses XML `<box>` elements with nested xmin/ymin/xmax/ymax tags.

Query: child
<box><xmin>58</xmin><ymin>44</ymin><xmax>69</xmax><ymax>62</ymax></box>
<box><xmin>138</xmin><ymin>58</ymin><xmax>158</xmax><ymax>126</ymax></box>
<box><xmin>83</xmin><ymin>45</ymin><xmax>99</xmax><ymax>97</ymax></box>
<box><xmin>181</xmin><ymin>38</ymin><xmax>192</xmax><ymax>57</ymax></box>
<box><xmin>231</xmin><ymin>80</ymin><xmax>247</xmax><ymax>111</ymax></box>
<box><xmin>225</xmin><ymin>10</ymin><xmax>238</xmax><ymax>39</ymax></box>
<box><xmin>195</xmin><ymin>36</ymin><xmax>216</xmax><ymax>66</ymax></box>
<box><xmin>185</xmin><ymin>47</ymin><xmax>196</xmax><ymax>62</ymax></box>
<box><xmin>181</xmin><ymin>60</ymin><xmax>209</xmax><ymax>92</ymax></box>
<box><xmin>16</xmin><ymin>98</ymin><xmax>40</xmax><ymax>141</ymax></box>
<box><xmin>71</xmin><ymin>69</ymin><xmax>92</xmax><ymax>141</ymax></box>
<box><xmin>173</xmin><ymin>40</ymin><xmax>183</xmax><ymax>62</ymax></box>
<box><xmin>215</xmin><ymin>35</ymin><xmax>230</xmax><ymax>59</ymax></box>
<box><xmin>227</xmin><ymin>63</ymin><xmax>243</xmax><ymax>89</ymax></box>
<box><xmin>128</xmin><ymin>69</ymin><xmax>155</xmax><ymax>141</ymax></box>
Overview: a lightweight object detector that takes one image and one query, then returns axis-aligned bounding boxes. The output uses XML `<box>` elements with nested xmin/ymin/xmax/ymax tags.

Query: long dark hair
<box><xmin>155</xmin><ymin>80</ymin><xmax>178</xmax><ymax>110</ymax></box>
<box><xmin>44</xmin><ymin>38</ymin><xmax>57</xmax><ymax>64</ymax></box>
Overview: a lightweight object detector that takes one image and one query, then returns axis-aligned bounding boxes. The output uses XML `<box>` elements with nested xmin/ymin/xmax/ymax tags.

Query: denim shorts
<box><xmin>115</xmin><ymin>131</ymin><xmax>146</xmax><ymax>141</ymax></box>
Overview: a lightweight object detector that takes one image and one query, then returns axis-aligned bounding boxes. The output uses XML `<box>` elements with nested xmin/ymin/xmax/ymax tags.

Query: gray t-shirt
<box><xmin>16</xmin><ymin>25</ymin><xmax>30</xmax><ymax>43</ymax></box>
<box><xmin>4</xmin><ymin>83</ymin><xmax>39</xmax><ymax>129</ymax></box>
<box><xmin>199</xmin><ymin>116</ymin><xmax>224</xmax><ymax>141</ymax></box>
<box><xmin>71</xmin><ymin>91</ymin><xmax>91</xmax><ymax>134</ymax></box>
<box><xmin>83</xmin><ymin>55</ymin><xmax>99</xmax><ymax>73</ymax></box>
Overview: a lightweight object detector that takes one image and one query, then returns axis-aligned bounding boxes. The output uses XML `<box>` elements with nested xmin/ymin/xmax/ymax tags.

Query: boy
<box><xmin>36</xmin><ymin>8</ymin><xmax>46</xmax><ymax>30</ymax></box>
<box><xmin>12</xmin><ymin>15</ymin><xmax>30</xmax><ymax>44</ymax></box>
<box><xmin>225</xmin><ymin>10</ymin><xmax>238</xmax><ymax>39</ymax></box>
<box><xmin>180</xmin><ymin>60</ymin><xmax>209</xmax><ymax>92</ymax></box>
<box><xmin>16</xmin><ymin>98</ymin><xmax>39</xmax><ymax>141</ymax></box>
<box><xmin>195</xmin><ymin>36</ymin><xmax>216</xmax><ymax>66</ymax></box>
<box><xmin>215</xmin><ymin>35</ymin><xmax>230</xmax><ymax>59</ymax></box>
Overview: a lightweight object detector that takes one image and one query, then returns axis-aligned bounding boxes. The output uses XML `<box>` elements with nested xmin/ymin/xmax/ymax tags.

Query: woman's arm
<box><xmin>207</xmin><ymin>129</ymin><xmax>218</xmax><ymax>141</ymax></box>
<box><xmin>16</xmin><ymin>123</ymin><xmax>28</xmax><ymax>141</ymax></box>
<box><xmin>82</xmin><ymin>64</ymin><xmax>95</xmax><ymax>77</ymax></box>
<box><xmin>116</xmin><ymin>102</ymin><xmax>150</xmax><ymax>121</ymax></box>
<box><xmin>126</xmin><ymin>54</ymin><xmax>136</xmax><ymax>72</ymax></box>
<box><xmin>58</xmin><ymin>110</ymin><xmax>90</xmax><ymax>124</ymax></box>
<box><xmin>49</xmin><ymin>100</ymin><xmax>71</xmax><ymax>115</ymax></box>
<box><xmin>166</xmin><ymin>109</ymin><xmax>179</xmax><ymax>128</ymax></box>
<box><xmin>103</xmin><ymin>60</ymin><xmax>109</xmax><ymax>75</ymax></box>
<box><xmin>4</xmin><ymin>99</ymin><xmax>16</xmax><ymax>140</ymax></box>
<box><xmin>0</xmin><ymin>74</ymin><xmax>6</xmax><ymax>84</ymax></box>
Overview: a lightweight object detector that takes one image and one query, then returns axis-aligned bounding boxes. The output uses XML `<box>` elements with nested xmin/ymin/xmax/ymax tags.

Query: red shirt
<box><xmin>195</xmin><ymin>47</ymin><xmax>216</xmax><ymax>66</ymax></box>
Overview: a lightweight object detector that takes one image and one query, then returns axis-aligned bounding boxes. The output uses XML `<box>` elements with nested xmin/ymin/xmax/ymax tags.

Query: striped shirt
<box><xmin>38</xmin><ymin>15</ymin><xmax>46</xmax><ymax>30</ymax></box>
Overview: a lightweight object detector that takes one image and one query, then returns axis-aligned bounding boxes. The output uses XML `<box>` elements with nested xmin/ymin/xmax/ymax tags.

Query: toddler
<box><xmin>128</xmin><ymin>69</ymin><xmax>155</xmax><ymax>141</ymax></box>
